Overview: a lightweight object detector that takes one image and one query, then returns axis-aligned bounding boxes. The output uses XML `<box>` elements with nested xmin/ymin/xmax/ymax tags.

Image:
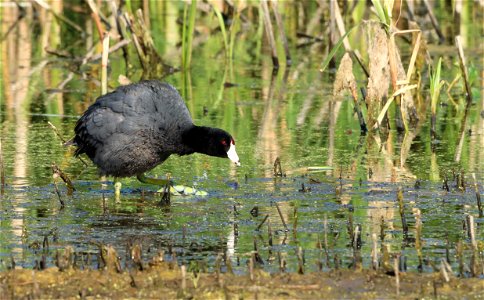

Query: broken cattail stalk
<box><xmin>256</xmin><ymin>214</ymin><xmax>269</xmax><ymax>231</ymax></box>
<box><xmin>371</xmin><ymin>233</ymin><xmax>378</xmax><ymax>270</ymax></box>
<box><xmin>471</xmin><ymin>173</ymin><xmax>483</xmax><ymax>217</ymax></box>
<box><xmin>52</xmin><ymin>163</ymin><xmax>75</xmax><ymax>195</ymax></box>
<box><xmin>52</xmin><ymin>171</ymin><xmax>65</xmax><ymax>209</ymax></box>
<box><xmin>293</xmin><ymin>206</ymin><xmax>298</xmax><ymax>239</ymax></box>
<box><xmin>413</xmin><ymin>208</ymin><xmax>423</xmax><ymax>271</ymax></box>
<box><xmin>275</xmin><ymin>202</ymin><xmax>289</xmax><ymax>232</ymax></box>
<box><xmin>273</xmin><ymin>157</ymin><xmax>283</xmax><ymax>177</ymax></box>
<box><xmin>260</xmin><ymin>0</ymin><xmax>279</xmax><ymax>70</ymax></box>
<box><xmin>397</xmin><ymin>188</ymin><xmax>408</xmax><ymax>237</ymax></box>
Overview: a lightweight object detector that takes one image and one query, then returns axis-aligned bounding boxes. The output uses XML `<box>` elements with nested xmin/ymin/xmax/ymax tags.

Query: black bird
<box><xmin>73</xmin><ymin>80</ymin><xmax>240</xmax><ymax>184</ymax></box>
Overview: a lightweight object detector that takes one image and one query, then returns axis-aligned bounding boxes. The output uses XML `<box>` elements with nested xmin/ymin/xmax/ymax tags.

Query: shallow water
<box><xmin>0</xmin><ymin>1</ymin><xmax>483</xmax><ymax>276</ymax></box>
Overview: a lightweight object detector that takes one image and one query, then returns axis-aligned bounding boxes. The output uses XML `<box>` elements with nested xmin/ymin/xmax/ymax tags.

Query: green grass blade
<box><xmin>212</xmin><ymin>4</ymin><xmax>229</xmax><ymax>61</ymax></box>
<box><xmin>320</xmin><ymin>25</ymin><xmax>356</xmax><ymax>74</ymax></box>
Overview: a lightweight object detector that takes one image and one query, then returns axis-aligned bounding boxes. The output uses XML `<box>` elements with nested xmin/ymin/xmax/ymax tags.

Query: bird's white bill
<box><xmin>227</xmin><ymin>143</ymin><xmax>240</xmax><ymax>166</ymax></box>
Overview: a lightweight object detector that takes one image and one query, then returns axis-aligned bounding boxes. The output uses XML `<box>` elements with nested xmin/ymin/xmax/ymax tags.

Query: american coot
<box><xmin>73</xmin><ymin>80</ymin><xmax>240</xmax><ymax>184</ymax></box>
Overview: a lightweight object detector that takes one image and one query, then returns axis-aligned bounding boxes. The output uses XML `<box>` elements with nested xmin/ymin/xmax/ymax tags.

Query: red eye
<box><xmin>221</xmin><ymin>140</ymin><xmax>227</xmax><ymax>146</ymax></box>
<box><xmin>231</xmin><ymin>138</ymin><xmax>235</xmax><ymax>145</ymax></box>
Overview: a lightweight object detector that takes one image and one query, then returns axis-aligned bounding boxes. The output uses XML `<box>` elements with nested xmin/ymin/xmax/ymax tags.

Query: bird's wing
<box><xmin>74</xmin><ymin>93</ymin><xmax>126</xmax><ymax>156</ymax></box>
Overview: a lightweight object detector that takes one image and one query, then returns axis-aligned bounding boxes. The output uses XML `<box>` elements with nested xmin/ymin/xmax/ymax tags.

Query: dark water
<box><xmin>0</xmin><ymin>1</ymin><xmax>483</xmax><ymax>275</ymax></box>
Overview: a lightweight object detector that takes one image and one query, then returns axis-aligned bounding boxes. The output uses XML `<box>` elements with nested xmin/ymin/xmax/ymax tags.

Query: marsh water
<box><xmin>0</xmin><ymin>1</ymin><xmax>483</xmax><ymax>276</ymax></box>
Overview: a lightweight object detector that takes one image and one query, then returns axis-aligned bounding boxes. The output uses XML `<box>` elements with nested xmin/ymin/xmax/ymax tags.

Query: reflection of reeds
<box><xmin>412</xmin><ymin>208</ymin><xmax>423</xmax><ymax>271</ymax></box>
<box><xmin>471</xmin><ymin>174</ymin><xmax>483</xmax><ymax>217</ymax></box>
<box><xmin>212</xmin><ymin>3</ymin><xmax>229</xmax><ymax>62</ymax></box>
<box><xmin>182</xmin><ymin>0</ymin><xmax>197</xmax><ymax>70</ymax></box>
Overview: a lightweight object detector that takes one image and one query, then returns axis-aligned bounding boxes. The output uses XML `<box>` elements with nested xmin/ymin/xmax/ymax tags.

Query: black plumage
<box><xmin>74</xmin><ymin>80</ymin><xmax>239</xmax><ymax>177</ymax></box>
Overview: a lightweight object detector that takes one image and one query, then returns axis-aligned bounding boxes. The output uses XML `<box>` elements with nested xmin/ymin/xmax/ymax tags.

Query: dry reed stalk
<box><xmin>256</xmin><ymin>214</ymin><xmax>269</xmax><ymax>231</ymax></box>
<box><xmin>270</xmin><ymin>0</ymin><xmax>291</xmax><ymax>66</ymax></box>
<box><xmin>101</xmin><ymin>32</ymin><xmax>110</xmax><ymax>96</ymax></box>
<box><xmin>455</xmin><ymin>35</ymin><xmax>474</xmax><ymax>108</ymax></box>
<box><xmin>275</xmin><ymin>202</ymin><xmax>289</xmax><ymax>232</ymax></box>
<box><xmin>34</xmin><ymin>0</ymin><xmax>83</xmax><ymax>32</ymax></box>
<box><xmin>260</xmin><ymin>0</ymin><xmax>279</xmax><ymax>70</ymax></box>
<box><xmin>423</xmin><ymin>0</ymin><xmax>445</xmax><ymax>43</ymax></box>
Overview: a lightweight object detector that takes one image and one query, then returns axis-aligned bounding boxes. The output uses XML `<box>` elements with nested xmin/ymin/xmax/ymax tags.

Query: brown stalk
<box><xmin>275</xmin><ymin>202</ymin><xmax>289</xmax><ymax>232</ymax></box>
<box><xmin>423</xmin><ymin>0</ymin><xmax>445</xmax><ymax>43</ymax></box>
<box><xmin>0</xmin><ymin>138</ymin><xmax>4</xmax><ymax>196</ymax></box>
<box><xmin>101</xmin><ymin>32</ymin><xmax>110</xmax><ymax>96</ymax></box>
<box><xmin>270</xmin><ymin>0</ymin><xmax>291</xmax><ymax>66</ymax></box>
<box><xmin>471</xmin><ymin>173</ymin><xmax>483</xmax><ymax>217</ymax></box>
<box><xmin>455</xmin><ymin>36</ymin><xmax>473</xmax><ymax>108</ymax></box>
<box><xmin>261</xmin><ymin>0</ymin><xmax>279</xmax><ymax>70</ymax></box>
<box><xmin>52</xmin><ymin>163</ymin><xmax>75</xmax><ymax>195</ymax></box>
<box><xmin>86</xmin><ymin>0</ymin><xmax>105</xmax><ymax>39</ymax></box>
<box><xmin>256</xmin><ymin>214</ymin><xmax>269</xmax><ymax>231</ymax></box>
<box><xmin>33</xmin><ymin>0</ymin><xmax>83</xmax><ymax>33</ymax></box>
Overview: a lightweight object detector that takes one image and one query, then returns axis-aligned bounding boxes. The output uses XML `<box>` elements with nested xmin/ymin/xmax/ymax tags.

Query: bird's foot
<box><xmin>136</xmin><ymin>173</ymin><xmax>173</xmax><ymax>186</ymax></box>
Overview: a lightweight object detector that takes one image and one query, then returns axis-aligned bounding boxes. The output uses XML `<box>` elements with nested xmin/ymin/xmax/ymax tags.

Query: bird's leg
<box><xmin>136</xmin><ymin>173</ymin><xmax>172</xmax><ymax>186</ymax></box>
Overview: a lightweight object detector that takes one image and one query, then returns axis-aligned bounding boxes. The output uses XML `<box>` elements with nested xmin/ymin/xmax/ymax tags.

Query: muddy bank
<box><xmin>1</xmin><ymin>263</ymin><xmax>483</xmax><ymax>299</ymax></box>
